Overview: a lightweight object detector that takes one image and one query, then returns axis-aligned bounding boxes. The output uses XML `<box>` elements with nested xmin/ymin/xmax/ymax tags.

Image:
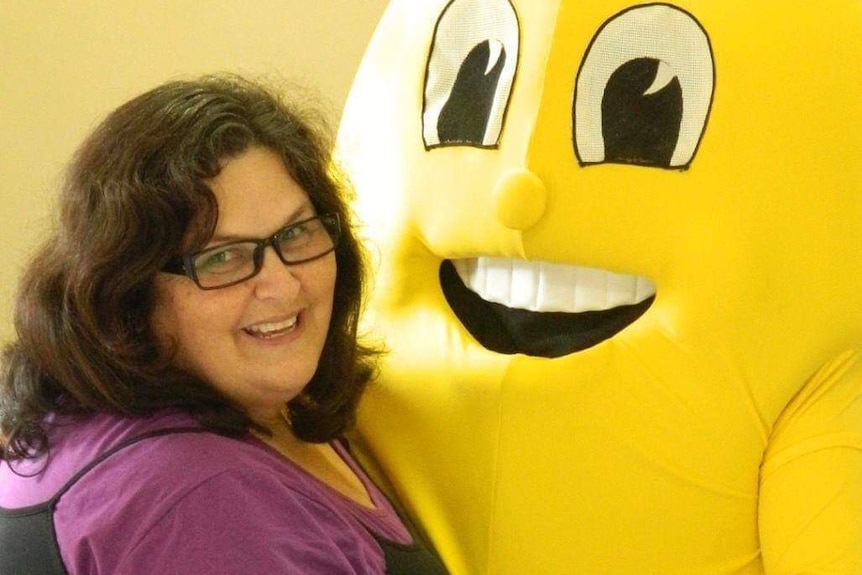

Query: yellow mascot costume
<box><xmin>337</xmin><ymin>1</ymin><xmax>862</xmax><ymax>573</ymax></box>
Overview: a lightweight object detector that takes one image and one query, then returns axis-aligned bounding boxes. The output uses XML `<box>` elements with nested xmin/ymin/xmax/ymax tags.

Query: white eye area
<box><xmin>422</xmin><ymin>0</ymin><xmax>519</xmax><ymax>149</ymax></box>
<box><xmin>484</xmin><ymin>40</ymin><xmax>505</xmax><ymax>75</ymax></box>
<box><xmin>644</xmin><ymin>61</ymin><xmax>675</xmax><ymax>96</ymax></box>
<box><xmin>574</xmin><ymin>4</ymin><xmax>714</xmax><ymax>168</ymax></box>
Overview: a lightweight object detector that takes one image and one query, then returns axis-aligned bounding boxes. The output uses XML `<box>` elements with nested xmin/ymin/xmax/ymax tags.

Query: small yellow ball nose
<box><xmin>493</xmin><ymin>169</ymin><xmax>548</xmax><ymax>231</ymax></box>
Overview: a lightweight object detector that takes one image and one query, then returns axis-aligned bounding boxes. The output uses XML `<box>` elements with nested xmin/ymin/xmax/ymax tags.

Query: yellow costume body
<box><xmin>337</xmin><ymin>1</ymin><xmax>862</xmax><ymax>573</ymax></box>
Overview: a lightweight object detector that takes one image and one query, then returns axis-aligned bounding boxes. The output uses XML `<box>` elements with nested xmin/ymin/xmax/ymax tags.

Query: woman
<box><xmin>0</xmin><ymin>75</ymin><xmax>447</xmax><ymax>575</ymax></box>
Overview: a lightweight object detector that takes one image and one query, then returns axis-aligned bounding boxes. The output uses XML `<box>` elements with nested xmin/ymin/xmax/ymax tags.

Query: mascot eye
<box><xmin>422</xmin><ymin>0</ymin><xmax>519</xmax><ymax>149</ymax></box>
<box><xmin>574</xmin><ymin>4</ymin><xmax>714</xmax><ymax>169</ymax></box>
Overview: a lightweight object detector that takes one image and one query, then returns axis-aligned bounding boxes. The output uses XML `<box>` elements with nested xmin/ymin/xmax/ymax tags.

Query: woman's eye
<box><xmin>197</xmin><ymin>246</ymin><xmax>250</xmax><ymax>274</ymax></box>
<box><xmin>206</xmin><ymin>250</ymin><xmax>231</xmax><ymax>264</ymax></box>
<box><xmin>279</xmin><ymin>224</ymin><xmax>310</xmax><ymax>244</ymax></box>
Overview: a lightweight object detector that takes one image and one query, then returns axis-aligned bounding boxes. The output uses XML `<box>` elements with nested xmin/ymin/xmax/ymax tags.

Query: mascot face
<box><xmin>338</xmin><ymin>1</ymin><xmax>862</xmax><ymax>573</ymax></box>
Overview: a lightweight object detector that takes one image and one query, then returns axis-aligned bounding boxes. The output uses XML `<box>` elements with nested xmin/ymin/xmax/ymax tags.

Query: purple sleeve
<box><xmin>80</xmin><ymin>468</ymin><xmax>385</xmax><ymax>575</ymax></box>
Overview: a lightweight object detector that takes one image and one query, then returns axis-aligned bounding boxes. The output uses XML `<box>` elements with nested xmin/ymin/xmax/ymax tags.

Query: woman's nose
<box><xmin>493</xmin><ymin>168</ymin><xmax>547</xmax><ymax>231</ymax></box>
<box><xmin>252</xmin><ymin>245</ymin><xmax>301</xmax><ymax>299</ymax></box>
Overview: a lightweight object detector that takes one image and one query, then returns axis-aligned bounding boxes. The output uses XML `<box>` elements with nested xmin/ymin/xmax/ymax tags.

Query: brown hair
<box><xmin>1</xmin><ymin>74</ymin><xmax>376</xmax><ymax>460</ymax></box>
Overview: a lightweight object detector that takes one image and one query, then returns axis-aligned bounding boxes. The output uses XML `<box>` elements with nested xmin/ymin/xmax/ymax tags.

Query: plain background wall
<box><xmin>0</xmin><ymin>0</ymin><xmax>390</xmax><ymax>345</ymax></box>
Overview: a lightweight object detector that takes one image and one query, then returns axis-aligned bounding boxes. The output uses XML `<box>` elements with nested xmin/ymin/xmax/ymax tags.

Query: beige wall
<box><xmin>0</xmin><ymin>1</ymin><xmax>389</xmax><ymax>344</ymax></box>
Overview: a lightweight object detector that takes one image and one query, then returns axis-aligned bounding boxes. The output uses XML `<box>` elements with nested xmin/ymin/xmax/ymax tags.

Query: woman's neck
<box><xmin>255</xmin><ymin>418</ymin><xmax>375</xmax><ymax>509</ymax></box>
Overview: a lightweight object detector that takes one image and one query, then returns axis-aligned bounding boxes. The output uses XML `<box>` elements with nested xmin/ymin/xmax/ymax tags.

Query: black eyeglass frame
<box><xmin>162</xmin><ymin>213</ymin><xmax>341</xmax><ymax>290</ymax></box>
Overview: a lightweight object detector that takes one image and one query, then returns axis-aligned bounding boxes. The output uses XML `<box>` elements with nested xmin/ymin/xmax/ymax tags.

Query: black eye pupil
<box><xmin>601</xmin><ymin>57</ymin><xmax>683</xmax><ymax>167</ymax></box>
<box><xmin>438</xmin><ymin>40</ymin><xmax>507</xmax><ymax>145</ymax></box>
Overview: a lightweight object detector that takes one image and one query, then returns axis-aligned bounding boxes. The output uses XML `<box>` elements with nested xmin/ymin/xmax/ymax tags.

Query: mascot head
<box><xmin>338</xmin><ymin>2</ymin><xmax>862</xmax><ymax>573</ymax></box>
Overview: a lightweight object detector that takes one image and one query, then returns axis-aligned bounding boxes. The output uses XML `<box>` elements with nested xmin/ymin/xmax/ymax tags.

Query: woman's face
<box><xmin>151</xmin><ymin>146</ymin><xmax>336</xmax><ymax>423</ymax></box>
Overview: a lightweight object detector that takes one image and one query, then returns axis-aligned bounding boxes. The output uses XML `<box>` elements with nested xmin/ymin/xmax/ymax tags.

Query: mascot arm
<box><xmin>759</xmin><ymin>350</ymin><xmax>862</xmax><ymax>573</ymax></box>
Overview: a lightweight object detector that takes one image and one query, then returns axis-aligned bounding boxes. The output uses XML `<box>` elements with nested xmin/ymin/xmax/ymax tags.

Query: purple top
<box><xmin>0</xmin><ymin>411</ymin><xmax>412</xmax><ymax>574</ymax></box>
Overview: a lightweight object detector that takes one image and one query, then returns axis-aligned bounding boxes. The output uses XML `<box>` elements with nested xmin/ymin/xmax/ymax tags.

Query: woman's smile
<box><xmin>243</xmin><ymin>314</ymin><xmax>300</xmax><ymax>339</ymax></box>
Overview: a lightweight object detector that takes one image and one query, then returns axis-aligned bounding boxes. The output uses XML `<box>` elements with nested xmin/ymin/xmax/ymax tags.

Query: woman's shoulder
<box><xmin>55</xmin><ymin>411</ymin><xmax>282</xmax><ymax>495</ymax></box>
<box><xmin>74</xmin><ymin>462</ymin><xmax>385</xmax><ymax>574</ymax></box>
<box><xmin>1</xmin><ymin>411</ymin><xmax>207</xmax><ymax>508</ymax></box>
<box><xmin>1</xmin><ymin>411</ymin><xmax>287</xmax><ymax>507</ymax></box>
<box><xmin>49</xmin><ymin>413</ymin><xmax>387</xmax><ymax>574</ymax></box>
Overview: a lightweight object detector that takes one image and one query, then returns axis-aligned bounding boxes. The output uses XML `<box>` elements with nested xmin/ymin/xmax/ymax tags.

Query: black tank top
<box><xmin>0</xmin><ymin>428</ymin><xmax>448</xmax><ymax>575</ymax></box>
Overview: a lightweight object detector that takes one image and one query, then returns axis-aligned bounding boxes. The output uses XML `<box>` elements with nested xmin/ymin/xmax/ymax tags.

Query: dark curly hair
<box><xmin>0</xmin><ymin>74</ymin><xmax>377</xmax><ymax>460</ymax></box>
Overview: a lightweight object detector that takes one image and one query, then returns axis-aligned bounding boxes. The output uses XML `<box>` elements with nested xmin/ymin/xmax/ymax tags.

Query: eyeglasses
<box><xmin>162</xmin><ymin>213</ymin><xmax>340</xmax><ymax>290</ymax></box>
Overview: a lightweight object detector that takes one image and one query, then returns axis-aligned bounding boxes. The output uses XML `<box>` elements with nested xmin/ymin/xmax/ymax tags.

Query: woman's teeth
<box><xmin>245</xmin><ymin>317</ymin><xmax>298</xmax><ymax>338</ymax></box>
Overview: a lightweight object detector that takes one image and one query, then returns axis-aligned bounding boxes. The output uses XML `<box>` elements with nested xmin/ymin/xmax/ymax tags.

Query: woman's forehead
<box><xmin>206</xmin><ymin>148</ymin><xmax>313</xmax><ymax>240</ymax></box>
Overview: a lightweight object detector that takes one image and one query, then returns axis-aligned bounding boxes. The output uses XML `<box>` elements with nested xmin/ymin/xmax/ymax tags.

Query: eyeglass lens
<box><xmin>191</xmin><ymin>215</ymin><xmax>337</xmax><ymax>289</ymax></box>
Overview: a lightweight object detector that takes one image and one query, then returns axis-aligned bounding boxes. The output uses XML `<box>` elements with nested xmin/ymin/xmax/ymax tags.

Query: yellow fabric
<box><xmin>337</xmin><ymin>1</ymin><xmax>862</xmax><ymax>573</ymax></box>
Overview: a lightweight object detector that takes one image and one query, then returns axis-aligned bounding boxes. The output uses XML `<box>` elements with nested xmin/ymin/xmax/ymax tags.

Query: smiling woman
<box><xmin>150</xmin><ymin>147</ymin><xmax>340</xmax><ymax>425</ymax></box>
<box><xmin>0</xmin><ymin>75</ymin><xmax>448</xmax><ymax>575</ymax></box>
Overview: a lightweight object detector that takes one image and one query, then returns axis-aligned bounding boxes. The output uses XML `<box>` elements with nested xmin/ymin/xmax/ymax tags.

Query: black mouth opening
<box><xmin>440</xmin><ymin>260</ymin><xmax>654</xmax><ymax>358</ymax></box>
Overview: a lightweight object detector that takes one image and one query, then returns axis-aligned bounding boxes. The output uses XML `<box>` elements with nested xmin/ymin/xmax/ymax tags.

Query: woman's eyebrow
<box><xmin>281</xmin><ymin>203</ymin><xmax>317</xmax><ymax>227</ymax></box>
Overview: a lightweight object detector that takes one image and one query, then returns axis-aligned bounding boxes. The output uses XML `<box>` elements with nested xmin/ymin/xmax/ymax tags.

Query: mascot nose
<box><xmin>493</xmin><ymin>168</ymin><xmax>548</xmax><ymax>231</ymax></box>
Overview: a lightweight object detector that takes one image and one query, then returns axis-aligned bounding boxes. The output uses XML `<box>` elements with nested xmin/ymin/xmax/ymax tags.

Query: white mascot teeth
<box><xmin>452</xmin><ymin>257</ymin><xmax>656</xmax><ymax>313</ymax></box>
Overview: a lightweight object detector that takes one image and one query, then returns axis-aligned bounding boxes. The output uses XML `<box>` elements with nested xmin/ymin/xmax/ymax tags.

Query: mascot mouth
<box><xmin>440</xmin><ymin>257</ymin><xmax>655</xmax><ymax>358</ymax></box>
